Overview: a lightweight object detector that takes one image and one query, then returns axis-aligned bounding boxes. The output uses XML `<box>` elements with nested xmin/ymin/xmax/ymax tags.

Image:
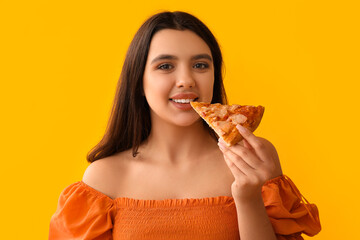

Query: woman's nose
<box><xmin>176</xmin><ymin>68</ymin><xmax>195</xmax><ymax>88</ymax></box>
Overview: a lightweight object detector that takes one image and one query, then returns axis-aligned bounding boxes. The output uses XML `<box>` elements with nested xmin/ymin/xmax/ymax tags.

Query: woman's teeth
<box><xmin>171</xmin><ymin>99</ymin><xmax>196</xmax><ymax>103</ymax></box>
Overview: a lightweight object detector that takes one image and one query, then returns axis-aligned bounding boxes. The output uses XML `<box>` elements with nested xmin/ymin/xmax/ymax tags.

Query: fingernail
<box><xmin>218</xmin><ymin>141</ymin><xmax>225</xmax><ymax>151</ymax></box>
<box><xmin>236</xmin><ymin>124</ymin><xmax>246</xmax><ymax>133</ymax></box>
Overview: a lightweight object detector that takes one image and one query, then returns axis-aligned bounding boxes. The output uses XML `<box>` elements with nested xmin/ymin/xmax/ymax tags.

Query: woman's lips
<box><xmin>170</xmin><ymin>92</ymin><xmax>198</xmax><ymax>100</ymax></box>
<box><xmin>169</xmin><ymin>98</ymin><xmax>198</xmax><ymax>110</ymax></box>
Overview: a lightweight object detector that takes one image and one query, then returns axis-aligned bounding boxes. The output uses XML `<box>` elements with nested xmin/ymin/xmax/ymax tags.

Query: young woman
<box><xmin>49</xmin><ymin>11</ymin><xmax>321</xmax><ymax>240</ymax></box>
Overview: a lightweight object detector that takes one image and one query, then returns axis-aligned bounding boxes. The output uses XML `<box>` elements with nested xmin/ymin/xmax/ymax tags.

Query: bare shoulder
<box><xmin>82</xmin><ymin>151</ymin><xmax>131</xmax><ymax>199</ymax></box>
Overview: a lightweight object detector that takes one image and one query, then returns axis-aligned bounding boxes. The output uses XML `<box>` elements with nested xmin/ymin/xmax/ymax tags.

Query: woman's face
<box><xmin>143</xmin><ymin>29</ymin><xmax>214</xmax><ymax>127</ymax></box>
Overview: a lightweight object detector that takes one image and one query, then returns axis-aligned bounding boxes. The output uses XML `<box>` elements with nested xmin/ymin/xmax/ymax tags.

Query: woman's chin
<box><xmin>172</xmin><ymin>116</ymin><xmax>203</xmax><ymax>128</ymax></box>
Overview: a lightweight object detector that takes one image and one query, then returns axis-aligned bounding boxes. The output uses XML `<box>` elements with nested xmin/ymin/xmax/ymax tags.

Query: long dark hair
<box><xmin>86</xmin><ymin>11</ymin><xmax>227</xmax><ymax>163</ymax></box>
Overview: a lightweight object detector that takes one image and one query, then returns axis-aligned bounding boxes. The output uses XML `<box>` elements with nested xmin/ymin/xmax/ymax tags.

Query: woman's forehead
<box><xmin>147</xmin><ymin>29</ymin><xmax>212</xmax><ymax>58</ymax></box>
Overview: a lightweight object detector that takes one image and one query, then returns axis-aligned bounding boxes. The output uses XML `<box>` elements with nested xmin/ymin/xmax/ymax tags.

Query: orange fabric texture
<box><xmin>49</xmin><ymin>175</ymin><xmax>321</xmax><ymax>240</ymax></box>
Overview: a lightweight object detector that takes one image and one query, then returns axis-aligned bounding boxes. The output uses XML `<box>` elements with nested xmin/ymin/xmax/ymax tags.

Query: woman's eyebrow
<box><xmin>150</xmin><ymin>53</ymin><xmax>213</xmax><ymax>64</ymax></box>
<box><xmin>151</xmin><ymin>54</ymin><xmax>177</xmax><ymax>64</ymax></box>
<box><xmin>191</xmin><ymin>54</ymin><xmax>213</xmax><ymax>62</ymax></box>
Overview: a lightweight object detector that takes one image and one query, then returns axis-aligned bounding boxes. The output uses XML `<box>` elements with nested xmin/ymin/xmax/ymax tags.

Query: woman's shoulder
<box><xmin>82</xmin><ymin>150</ymin><xmax>131</xmax><ymax>199</ymax></box>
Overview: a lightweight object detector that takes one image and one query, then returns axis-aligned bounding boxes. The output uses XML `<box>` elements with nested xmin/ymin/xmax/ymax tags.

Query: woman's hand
<box><xmin>218</xmin><ymin>124</ymin><xmax>283</xmax><ymax>203</ymax></box>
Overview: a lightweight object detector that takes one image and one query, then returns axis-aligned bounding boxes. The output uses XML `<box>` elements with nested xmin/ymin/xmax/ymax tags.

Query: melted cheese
<box><xmin>229</xmin><ymin>114</ymin><xmax>247</xmax><ymax>124</ymax></box>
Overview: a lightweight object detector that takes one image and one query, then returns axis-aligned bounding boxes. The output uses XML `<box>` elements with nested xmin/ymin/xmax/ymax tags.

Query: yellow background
<box><xmin>1</xmin><ymin>0</ymin><xmax>359</xmax><ymax>239</ymax></box>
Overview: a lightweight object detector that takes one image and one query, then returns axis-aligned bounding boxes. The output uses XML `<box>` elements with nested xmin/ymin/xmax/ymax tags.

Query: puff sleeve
<box><xmin>49</xmin><ymin>181</ymin><xmax>117</xmax><ymax>240</ymax></box>
<box><xmin>262</xmin><ymin>175</ymin><xmax>321</xmax><ymax>240</ymax></box>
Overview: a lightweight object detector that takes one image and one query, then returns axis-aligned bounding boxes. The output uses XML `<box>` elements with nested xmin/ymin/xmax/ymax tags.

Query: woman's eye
<box><xmin>157</xmin><ymin>63</ymin><xmax>173</xmax><ymax>70</ymax></box>
<box><xmin>193</xmin><ymin>63</ymin><xmax>209</xmax><ymax>69</ymax></box>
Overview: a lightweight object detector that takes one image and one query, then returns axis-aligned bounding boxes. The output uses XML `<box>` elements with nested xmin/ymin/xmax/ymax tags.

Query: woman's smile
<box><xmin>169</xmin><ymin>92</ymin><xmax>199</xmax><ymax>110</ymax></box>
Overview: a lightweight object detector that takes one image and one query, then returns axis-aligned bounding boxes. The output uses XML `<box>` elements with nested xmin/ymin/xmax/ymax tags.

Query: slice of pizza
<box><xmin>190</xmin><ymin>102</ymin><xmax>265</xmax><ymax>146</ymax></box>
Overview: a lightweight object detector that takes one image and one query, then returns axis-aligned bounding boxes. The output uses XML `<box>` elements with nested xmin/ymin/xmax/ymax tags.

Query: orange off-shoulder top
<box><xmin>49</xmin><ymin>175</ymin><xmax>321</xmax><ymax>240</ymax></box>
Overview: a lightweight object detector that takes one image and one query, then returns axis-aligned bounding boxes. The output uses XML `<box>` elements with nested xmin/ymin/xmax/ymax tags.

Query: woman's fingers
<box><xmin>243</xmin><ymin>139</ymin><xmax>254</xmax><ymax>153</ymax></box>
<box><xmin>236</xmin><ymin>125</ymin><xmax>268</xmax><ymax>161</ymax></box>
<box><xmin>219</xmin><ymin>138</ymin><xmax>262</xmax><ymax>168</ymax></box>
<box><xmin>218</xmin><ymin>140</ymin><xmax>256</xmax><ymax>175</ymax></box>
<box><xmin>223</xmin><ymin>154</ymin><xmax>246</xmax><ymax>177</ymax></box>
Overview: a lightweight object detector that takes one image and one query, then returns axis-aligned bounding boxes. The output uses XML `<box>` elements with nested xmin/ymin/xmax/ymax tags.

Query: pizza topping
<box><xmin>200</xmin><ymin>106</ymin><xmax>209</xmax><ymax>113</ymax></box>
<box><xmin>201</xmin><ymin>105</ymin><xmax>228</xmax><ymax>118</ymax></box>
<box><xmin>229</xmin><ymin>104</ymin><xmax>241</xmax><ymax>112</ymax></box>
<box><xmin>229</xmin><ymin>114</ymin><xmax>247</xmax><ymax>124</ymax></box>
<box><xmin>218</xmin><ymin>107</ymin><xmax>228</xmax><ymax>119</ymax></box>
<box><xmin>213</xmin><ymin>121</ymin><xmax>233</xmax><ymax>136</ymax></box>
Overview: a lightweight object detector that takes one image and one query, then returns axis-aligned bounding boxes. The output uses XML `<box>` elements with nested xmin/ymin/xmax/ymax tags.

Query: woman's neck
<box><xmin>138</xmin><ymin>118</ymin><xmax>217</xmax><ymax>167</ymax></box>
